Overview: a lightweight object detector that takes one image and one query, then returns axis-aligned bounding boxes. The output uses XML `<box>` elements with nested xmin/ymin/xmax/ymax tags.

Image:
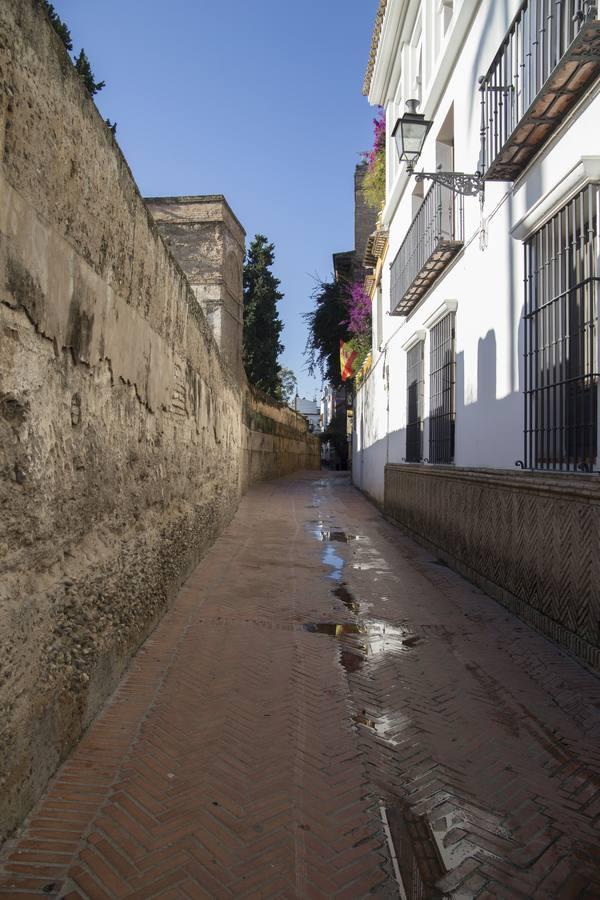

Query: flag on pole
<box><xmin>340</xmin><ymin>340</ymin><xmax>358</xmax><ymax>382</ymax></box>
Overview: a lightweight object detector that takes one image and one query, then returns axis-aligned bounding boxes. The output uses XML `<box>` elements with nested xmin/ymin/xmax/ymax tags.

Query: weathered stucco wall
<box><xmin>0</xmin><ymin>0</ymin><xmax>318</xmax><ymax>843</ymax></box>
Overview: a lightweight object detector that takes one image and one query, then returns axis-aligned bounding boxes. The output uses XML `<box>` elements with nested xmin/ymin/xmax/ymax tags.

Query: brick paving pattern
<box><xmin>1</xmin><ymin>472</ymin><xmax>599</xmax><ymax>898</ymax></box>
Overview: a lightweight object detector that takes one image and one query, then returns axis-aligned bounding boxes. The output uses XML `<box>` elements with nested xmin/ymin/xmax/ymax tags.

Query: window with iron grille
<box><xmin>406</xmin><ymin>341</ymin><xmax>424</xmax><ymax>462</ymax></box>
<box><xmin>429</xmin><ymin>314</ymin><xmax>455</xmax><ymax>464</ymax></box>
<box><xmin>524</xmin><ymin>183</ymin><xmax>599</xmax><ymax>471</ymax></box>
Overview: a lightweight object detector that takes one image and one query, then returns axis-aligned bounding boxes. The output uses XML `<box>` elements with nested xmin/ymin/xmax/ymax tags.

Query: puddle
<box><xmin>303</xmin><ymin>623</ymin><xmax>362</xmax><ymax>636</ymax></box>
<box><xmin>332</xmin><ymin>583</ymin><xmax>360</xmax><ymax>614</ymax></box>
<box><xmin>322</xmin><ymin>543</ymin><xmax>344</xmax><ymax>581</ymax></box>
<box><xmin>340</xmin><ymin>650</ymin><xmax>364</xmax><ymax>673</ymax></box>
<box><xmin>386</xmin><ymin>802</ymin><xmax>446</xmax><ymax>897</ymax></box>
<box><xmin>353</xmin><ymin>712</ymin><xmax>386</xmax><ymax>733</ymax></box>
<box><xmin>320</xmin><ymin>530</ymin><xmax>357</xmax><ymax>543</ymax></box>
<box><xmin>402</xmin><ymin>635</ymin><xmax>422</xmax><ymax>648</ymax></box>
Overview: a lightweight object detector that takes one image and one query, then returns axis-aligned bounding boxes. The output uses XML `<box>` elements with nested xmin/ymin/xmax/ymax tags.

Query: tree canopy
<box><xmin>243</xmin><ymin>235</ymin><xmax>284</xmax><ymax>398</ymax></box>
<box><xmin>277</xmin><ymin>367</ymin><xmax>298</xmax><ymax>405</ymax></box>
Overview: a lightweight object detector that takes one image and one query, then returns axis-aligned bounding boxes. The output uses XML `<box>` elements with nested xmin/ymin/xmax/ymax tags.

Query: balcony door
<box><xmin>436</xmin><ymin>107</ymin><xmax>455</xmax><ymax>243</ymax></box>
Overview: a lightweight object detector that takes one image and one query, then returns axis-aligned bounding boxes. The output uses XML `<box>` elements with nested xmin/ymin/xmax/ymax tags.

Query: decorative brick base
<box><xmin>384</xmin><ymin>464</ymin><xmax>600</xmax><ymax>672</ymax></box>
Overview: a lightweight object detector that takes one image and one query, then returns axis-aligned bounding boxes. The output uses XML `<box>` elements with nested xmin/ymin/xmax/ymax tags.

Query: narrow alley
<box><xmin>1</xmin><ymin>472</ymin><xmax>599</xmax><ymax>898</ymax></box>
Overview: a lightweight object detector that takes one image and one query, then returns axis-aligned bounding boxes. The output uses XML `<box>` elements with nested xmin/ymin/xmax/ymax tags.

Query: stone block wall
<box><xmin>384</xmin><ymin>464</ymin><xmax>600</xmax><ymax>672</ymax></box>
<box><xmin>0</xmin><ymin>0</ymin><xmax>318</xmax><ymax>843</ymax></box>
<box><xmin>145</xmin><ymin>196</ymin><xmax>245</xmax><ymax>378</ymax></box>
<box><xmin>243</xmin><ymin>386</ymin><xmax>321</xmax><ymax>491</ymax></box>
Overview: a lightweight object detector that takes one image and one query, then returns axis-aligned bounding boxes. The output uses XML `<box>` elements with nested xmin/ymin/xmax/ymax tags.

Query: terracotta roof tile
<box><xmin>362</xmin><ymin>0</ymin><xmax>388</xmax><ymax>97</ymax></box>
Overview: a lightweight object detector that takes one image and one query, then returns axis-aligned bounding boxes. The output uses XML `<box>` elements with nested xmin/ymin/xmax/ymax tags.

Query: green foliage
<box><xmin>347</xmin><ymin>333</ymin><xmax>371</xmax><ymax>372</ymax></box>
<box><xmin>276</xmin><ymin>366</ymin><xmax>297</xmax><ymax>405</ymax></box>
<box><xmin>303</xmin><ymin>279</ymin><xmax>350</xmax><ymax>388</ymax></box>
<box><xmin>362</xmin><ymin>149</ymin><xmax>385</xmax><ymax>209</ymax></box>
<box><xmin>41</xmin><ymin>1</ymin><xmax>73</xmax><ymax>51</ymax></box>
<box><xmin>74</xmin><ymin>49</ymin><xmax>105</xmax><ymax>96</ymax></box>
<box><xmin>243</xmin><ymin>235</ymin><xmax>284</xmax><ymax>397</ymax></box>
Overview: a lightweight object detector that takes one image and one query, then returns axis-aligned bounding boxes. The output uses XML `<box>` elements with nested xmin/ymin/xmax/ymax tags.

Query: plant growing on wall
<box><xmin>41</xmin><ymin>1</ymin><xmax>73</xmax><ymax>51</ymax></box>
<box><xmin>344</xmin><ymin>281</ymin><xmax>372</xmax><ymax>373</ymax></box>
<box><xmin>74</xmin><ymin>49</ymin><xmax>106</xmax><ymax>96</ymax></box>
<box><xmin>243</xmin><ymin>235</ymin><xmax>284</xmax><ymax>398</ymax></box>
<box><xmin>40</xmin><ymin>3</ymin><xmax>109</xmax><ymax>112</ymax></box>
<box><xmin>362</xmin><ymin>108</ymin><xmax>386</xmax><ymax>209</ymax></box>
<box><xmin>304</xmin><ymin>279</ymin><xmax>351</xmax><ymax>388</ymax></box>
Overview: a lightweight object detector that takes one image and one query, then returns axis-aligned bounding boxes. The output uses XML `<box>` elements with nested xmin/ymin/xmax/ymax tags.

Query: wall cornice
<box><xmin>511</xmin><ymin>157</ymin><xmax>600</xmax><ymax>240</ymax></box>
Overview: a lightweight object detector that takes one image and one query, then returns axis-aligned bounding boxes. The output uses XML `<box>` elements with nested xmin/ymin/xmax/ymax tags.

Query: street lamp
<box><xmin>391</xmin><ymin>99</ymin><xmax>431</xmax><ymax>174</ymax></box>
<box><xmin>392</xmin><ymin>99</ymin><xmax>485</xmax><ymax>198</ymax></box>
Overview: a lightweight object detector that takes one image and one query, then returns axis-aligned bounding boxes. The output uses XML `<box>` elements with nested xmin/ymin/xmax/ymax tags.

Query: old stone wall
<box><xmin>145</xmin><ymin>196</ymin><xmax>245</xmax><ymax>379</ymax></box>
<box><xmin>384</xmin><ymin>464</ymin><xmax>600</xmax><ymax>672</ymax></box>
<box><xmin>243</xmin><ymin>385</ymin><xmax>321</xmax><ymax>491</ymax></box>
<box><xmin>0</xmin><ymin>0</ymin><xmax>318</xmax><ymax>843</ymax></box>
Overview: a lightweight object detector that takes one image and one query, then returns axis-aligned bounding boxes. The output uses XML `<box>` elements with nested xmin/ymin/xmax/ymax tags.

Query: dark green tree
<box><xmin>303</xmin><ymin>278</ymin><xmax>351</xmax><ymax>388</ymax></box>
<box><xmin>41</xmin><ymin>1</ymin><xmax>73</xmax><ymax>51</ymax></box>
<box><xmin>74</xmin><ymin>49</ymin><xmax>105</xmax><ymax>96</ymax></box>
<box><xmin>243</xmin><ymin>235</ymin><xmax>284</xmax><ymax>397</ymax></box>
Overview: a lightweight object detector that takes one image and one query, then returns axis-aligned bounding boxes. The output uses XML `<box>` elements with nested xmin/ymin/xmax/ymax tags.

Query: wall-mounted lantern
<box><xmin>391</xmin><ymin>99</ymin><xmax>432</xmax><ymax>175</ymax></box>
<box><xmin>392</xmin><ymin>99</ymin><xmax>485</xmax><ymax>198</ymax></box>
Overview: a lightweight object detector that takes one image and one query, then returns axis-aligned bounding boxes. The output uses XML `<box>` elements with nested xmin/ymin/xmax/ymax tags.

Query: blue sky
<box><xmin>52</xmin><ymin>0</ymin><xmax>377</xmax><ymax>400</ymax></box>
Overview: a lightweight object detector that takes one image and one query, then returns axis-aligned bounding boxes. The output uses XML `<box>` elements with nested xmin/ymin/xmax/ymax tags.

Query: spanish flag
<box><xmin>340</xmin><ymin>340</ymin><xmax>359</xmax><ymax>382</ymax></box>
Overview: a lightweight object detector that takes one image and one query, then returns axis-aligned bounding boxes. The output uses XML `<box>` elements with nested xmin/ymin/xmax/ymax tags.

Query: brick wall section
<box><xmin>0</xmin><ymin>0</ymin><xmax>318</xmax><ymax>843</ymax></box>
<box><xmin>384</xmin><ymin>464</ymin><xmax>600</xmax><ymax>671</ymax></box>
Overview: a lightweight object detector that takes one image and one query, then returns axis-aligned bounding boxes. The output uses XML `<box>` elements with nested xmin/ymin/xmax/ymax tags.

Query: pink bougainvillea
<box><xmin>362</xmin><ymin>107</ymin><xmax>386</xmax><ymax>171</ymax></box>
<box><xmin>346</xmin><ymin>281</ymin><xmax>372</xmax><ymax>336</ymax></box>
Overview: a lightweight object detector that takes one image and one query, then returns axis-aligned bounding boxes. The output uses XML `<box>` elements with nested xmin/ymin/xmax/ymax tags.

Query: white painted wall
<box><xmin>354</xmin><ymin>0</ymin><xmax>600</xmax><ymax>504</ymax></box>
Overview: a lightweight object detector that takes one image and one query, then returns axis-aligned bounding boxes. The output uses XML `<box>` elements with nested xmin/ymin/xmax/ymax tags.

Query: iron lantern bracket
<box><xmin>413</xmin><ymin>169</ymin><xmax>485</xmax><ymax>198</ymax></box>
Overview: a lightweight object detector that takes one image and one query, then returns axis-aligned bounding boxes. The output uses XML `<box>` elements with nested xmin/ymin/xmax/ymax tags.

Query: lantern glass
<box><xmin>392</xmin><ymin>101</ymin><xmax>432</xmax><ymax>171</ymax></box>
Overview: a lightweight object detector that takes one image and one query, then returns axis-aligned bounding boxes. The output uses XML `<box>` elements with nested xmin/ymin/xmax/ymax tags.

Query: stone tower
<box><xmin>145</xmin><ymin>195</ymin><xmax>245</xmax><ymax>377</ymax></box>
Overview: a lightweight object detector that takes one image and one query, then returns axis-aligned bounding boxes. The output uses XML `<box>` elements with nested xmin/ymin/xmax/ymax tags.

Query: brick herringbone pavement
<box><xmin>1</xmin><ymin>472</ymin><xmax>599</xmax><ymax>898</ymax></box>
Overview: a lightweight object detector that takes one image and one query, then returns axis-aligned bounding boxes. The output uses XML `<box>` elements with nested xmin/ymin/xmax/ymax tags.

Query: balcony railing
<box><xmin>390</xmin><ymin>183</ymin><xmax>464</xmax><ymax>316</ymax></box>
<box><xmin>480</xmin><ymin>0</ymin><xmax>600</xmax><ymax>181</ymax></box>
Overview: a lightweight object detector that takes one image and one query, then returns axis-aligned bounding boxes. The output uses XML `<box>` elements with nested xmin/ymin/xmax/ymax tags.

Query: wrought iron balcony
<box><xmin>480</xmin><ymin>0</ymin><xmax>600</xmax><ymax>182</ymax></box>
<box><xmin>390</xmin><ymin>182</ymin><xmax>464</xmax><ymax>316</ymax></box>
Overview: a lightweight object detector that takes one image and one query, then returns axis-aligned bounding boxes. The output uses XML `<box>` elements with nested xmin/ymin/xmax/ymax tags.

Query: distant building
<box><xmin>294</xmin><ymin>396</ymin><xmax>320</xmax><ymax>433</ymax></box>
<box><xmin>332</xmin><ymin>163</ymin><xmax>379</xmax><ymax>291</ymax></box>
<box><xmin>320</xmin><ymin>385</ymin><xmax>346</xmax><ymax>432</ymax></box>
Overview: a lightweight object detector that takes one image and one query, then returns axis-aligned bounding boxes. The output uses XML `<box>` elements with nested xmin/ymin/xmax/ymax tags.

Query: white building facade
<box><xmin>294</xmin><ymin>396</ymin><xmax>320</xmax><ymax>433</ymax></box>
<box><xmin>354</xmin><ymin>0</ymin><xmax>600</xmax><ymax>670</ymax></box>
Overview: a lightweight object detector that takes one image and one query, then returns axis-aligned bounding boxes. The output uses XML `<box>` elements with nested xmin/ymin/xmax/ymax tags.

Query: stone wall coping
<box><xmin>385</xmin><ymin>463</ymin><xmax>600</xmax><ymax>504</ymax></box>
<box><xmin>145</xmin><ymin>195</ymin><xmax>246</xmax><ymax>242</ymax></box>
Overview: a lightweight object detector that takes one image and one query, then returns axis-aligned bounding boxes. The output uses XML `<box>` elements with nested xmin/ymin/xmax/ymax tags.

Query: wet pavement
<box><xmin>1</xmin><ymin>471</ymin><xmax>600</xmax><ymax>898</ymax></box>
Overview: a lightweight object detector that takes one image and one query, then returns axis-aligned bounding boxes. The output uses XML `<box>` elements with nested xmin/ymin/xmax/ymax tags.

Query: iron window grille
<box><xmin>406</xmin><ymin>341</ymin><xmax>425</xmax><ymax>462</ymax></box>
<box><xmin>524</xmin><ymin>182</ymin><xmax>599</xmax><ymax>471</ymax></box>
<box><xmin>480</xmin><ymin>0</ymin><xmax>600</xmax><ymax>181</ymax></box>
<box><xmin>429</xmin><ymin>314</ymin><xmax>456</xmax><ymax>464</ymax></box>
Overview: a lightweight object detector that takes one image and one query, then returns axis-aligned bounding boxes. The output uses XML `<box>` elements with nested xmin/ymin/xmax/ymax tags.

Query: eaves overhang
<box><xmin>362</xmin><ymin>0</ymin><xmax>388</xmax><ymax>97</ymax></box>
<box><xmin>364</xmin><ymin>1</ymin><xmax>414</xmax><ymax>105</ymax></box>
